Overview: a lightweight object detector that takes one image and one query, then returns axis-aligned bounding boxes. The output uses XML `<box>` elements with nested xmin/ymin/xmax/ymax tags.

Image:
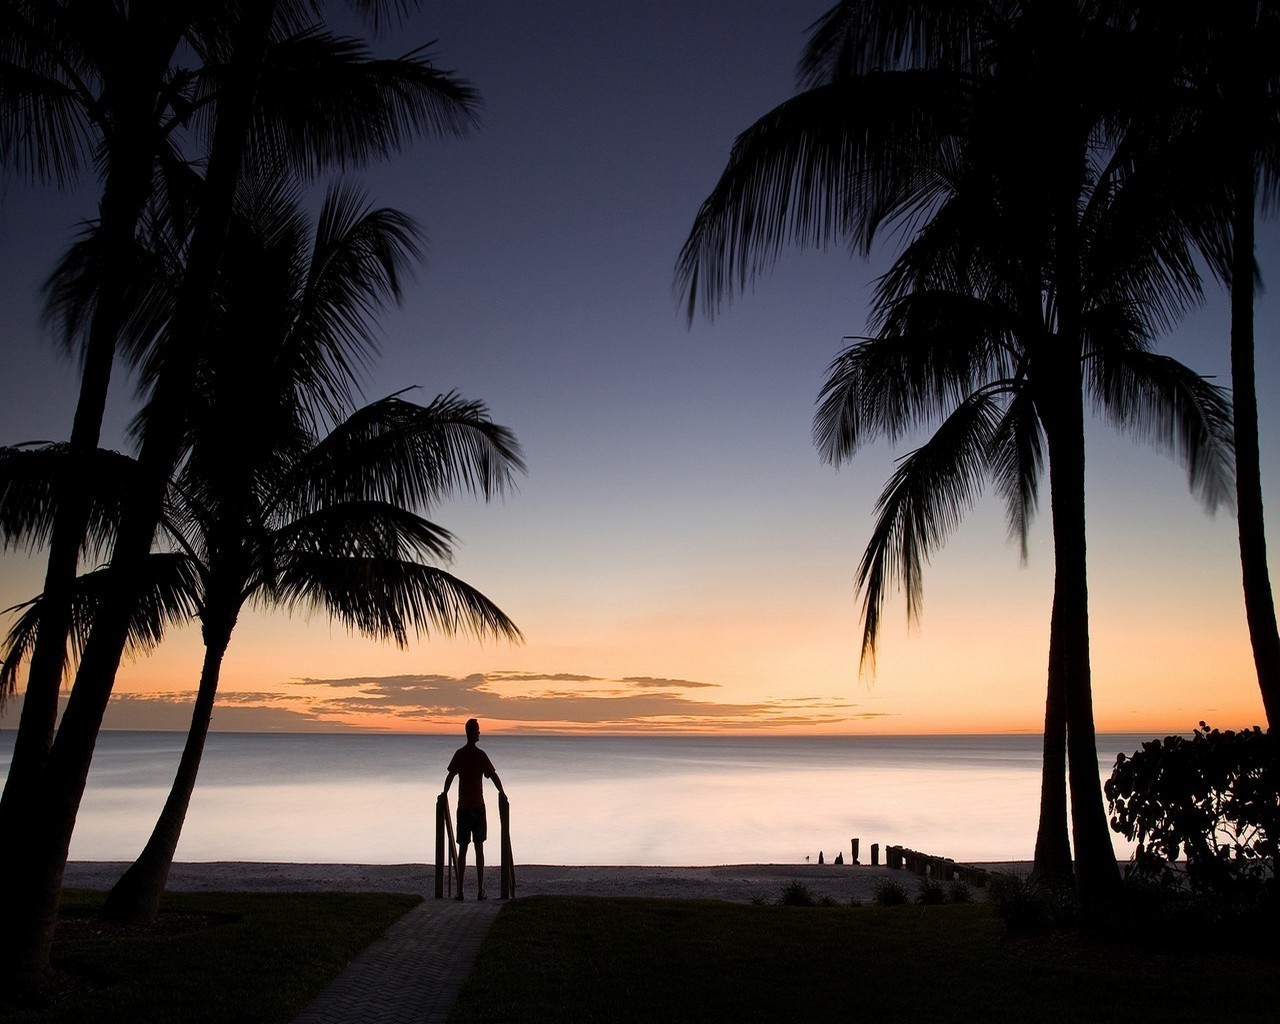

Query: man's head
<box><xmin>465</xmin><ymin>718</ymin><xmax>480</xmax><ymax>742</ymax></box>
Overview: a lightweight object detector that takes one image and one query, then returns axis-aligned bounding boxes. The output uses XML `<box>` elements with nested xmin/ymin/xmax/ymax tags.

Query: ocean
<box><xmin>0</xmin><ymin>732</ymin><xmax>1153</xmax><ymax>866</ymax></box>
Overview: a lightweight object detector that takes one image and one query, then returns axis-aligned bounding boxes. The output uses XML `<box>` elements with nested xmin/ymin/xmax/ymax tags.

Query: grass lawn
<box><xmin>449</xmin><ymin>896</ymin><xmax>1279</xmax><ymax>1023</ymax></box>
<box><xmin>2</xmin><ymin>890</ymin><xmax>421</xmax><ymax>1024</ymax></box>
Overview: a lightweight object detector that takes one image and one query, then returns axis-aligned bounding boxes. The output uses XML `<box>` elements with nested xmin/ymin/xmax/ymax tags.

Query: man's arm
<box><xmin>443</xmin><ymin>769</ymin><xmax>456</xmax><ymax>795</ymax></box>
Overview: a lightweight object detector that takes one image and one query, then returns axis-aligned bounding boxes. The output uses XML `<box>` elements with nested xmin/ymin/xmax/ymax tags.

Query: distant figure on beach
<box><xmin>443</xmin><ymin>718</ymin><xmax>504</xmax><ymax>900</ymax></box>
<box><xmin>818</xmin><ymin>850</ymin><xmax>824</xmax><ymax>865</ymax></box>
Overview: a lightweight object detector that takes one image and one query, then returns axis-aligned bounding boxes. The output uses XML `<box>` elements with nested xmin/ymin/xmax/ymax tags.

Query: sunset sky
<box><xmin>0</xmin><ymin>1</ymin><xmax>1275</xmax><ymax>737</ymax></box>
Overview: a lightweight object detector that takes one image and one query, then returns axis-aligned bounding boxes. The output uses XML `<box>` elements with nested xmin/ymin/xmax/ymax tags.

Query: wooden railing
<box><xmin>435</xmin><ymin>791</ymin><xmax>516</xmax><ymax>899</ymax></box>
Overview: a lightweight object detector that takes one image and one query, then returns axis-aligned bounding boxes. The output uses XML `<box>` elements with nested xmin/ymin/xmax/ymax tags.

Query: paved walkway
<box><xmin>291</xmin><ymin>898</ymin><xmax>502</xmax><ymax>1024</ymax></box>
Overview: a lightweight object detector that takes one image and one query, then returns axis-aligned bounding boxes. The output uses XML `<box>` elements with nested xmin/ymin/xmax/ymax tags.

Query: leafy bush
<box><xmin>1105</xmin><ymin>723</ymin><xmax>1277</xmax><ymax>903</ymax></box>
<box><xmin>872</xmin><ymin>878</ymin><xmax>910</xmax><ymax>906</ymax></box>
<box><xmin>779</xmin><ymin>881</ymin><xmax>819</xmax><ymax>907</ymax></box>
<box><xmin>916</xmin><ymin>877</ymin><xmax>948</xmax><ymax>905</ymax></box>
<box><xmin>948</xmin><ymin>881</ymin><xmax>973</xmax><ymax>904</ymax></box>
<box><xmin>987</xmin><ymin>873</ymin><xmax>1078</xmax><ymax>932</ymax></box>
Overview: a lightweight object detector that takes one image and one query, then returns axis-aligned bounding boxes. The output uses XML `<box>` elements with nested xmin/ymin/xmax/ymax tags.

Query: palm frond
<box><xmin>0</xmin><ymin>552</ymin><xmax>200</xmax><ymax>700</ymax></box>
<box><xmin>287</xmin><ymin>184</ymin><xmax>424</xmax><ymax>422</ymax></box>
<box><xmin>0</xmin><ymin>1</ymin><xmax>96</xmax><ymax>186</ymax></box>
<box><xmin>855</xmin><ymin>391</ymin><xmax>1002</xmax><ymax>668</ymax></box>
<box><xmin>270</xmin><ymin>556</ymin><xmax>521</xmax><ymax>647</ymax></box>
<box><xmin>0</xmin><ymin>443</ymin><xmax>139</xmax><ymax>559</ymax></box>
<box><xmin>814</xmin><ymin>294</ymin><xmax>1011</xmax><ymax>463</ymax></box>
<box><xmin>269</xmin><ymin>500</ymin><xmax>456</xmax><ymax>568</ymax></box>
<box><xmin>988</xmin><ymin>386</ymin><xmax>1045</xmax><ymax>560</ymax></box>
<box><xmin>247</xmin><ymin>29</ymin><xmax>480</xmax><ymax>177</ymax></box>
<box><xmin>282</xmin><ymin>392</ymin><xmax>525</xmax><ymax>515</ymax></box>
<box><xmin>675</xmin><ymin>70</ymin><xmax>967</xmax><ymax>321</ymax></box>
<box><xmin>799</xmin><ymin>0</ymin><xmax>991</xmax><ymax>85</ymax></box>
<box><xmin>1088</xmin><ymin>346</ymin><xmax>1236</xmax><ymax>512</ymax></box>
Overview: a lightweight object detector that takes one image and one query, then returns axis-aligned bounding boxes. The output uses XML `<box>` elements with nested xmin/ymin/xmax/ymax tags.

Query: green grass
<box><xmin>3</xmin><ymin>890</ymin><xmax>421</xmax><ymax>1024</ymax></box>
<box><xmin>449</xmin><ymin>897</ymin><xmax>1280</xmax><ymax>1024</ymax></box>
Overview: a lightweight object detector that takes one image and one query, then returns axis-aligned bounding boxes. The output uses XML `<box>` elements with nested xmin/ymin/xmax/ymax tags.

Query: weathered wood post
<box><xmin>871</xmin><ymin>842</ymin><xmax>879</xmax><ymax>866</ymax></box>
<box><xmin>851</xmin><ymin>838</ymin><xmax>860</xmax><ymax>865</ymax></box>
<box><xmin>435</xmin><ymin>793</ymin><xmax>447</xmax><ymax>899</ymax></box>
<box><xmin>499</xmin><ymin>792</ymin><xmax>515</xmax><ymax>899</ymax></box>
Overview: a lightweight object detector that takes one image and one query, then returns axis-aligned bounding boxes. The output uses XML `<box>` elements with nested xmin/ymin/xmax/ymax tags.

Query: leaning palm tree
<box><xmin>99</xmin><ymin>391</ymin><xmax>522</xmax><ymax>923</ymax></box>
<box><xmin>3</xmin><ymin>183</ymin><xmax>524</xmax><ymax>924</ymax></box>
<box><xmin>677</xmin><ymin>0</ymin><xmax>1232</xmax><ymax>901</ymax></box>
<box><xmin>104</xmin><ymin>180</ymin><xmax>520</xmax><ymax>924</ymax></box>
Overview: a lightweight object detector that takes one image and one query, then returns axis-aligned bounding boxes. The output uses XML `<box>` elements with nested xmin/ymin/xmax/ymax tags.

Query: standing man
<box><xmin>443</xmin><ymin>718</ymin><xmax>504</xmax><ymax>900</ymax></box>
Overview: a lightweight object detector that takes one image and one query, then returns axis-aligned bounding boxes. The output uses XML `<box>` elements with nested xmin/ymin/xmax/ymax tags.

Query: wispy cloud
<box><xmin>295</xmin><ymin>669</ymin><xmax>869</xmax><ymax>731</ymax></box>
<box><xmin>7</xmin><ymin>670</ymin><xmax>880</xmax><ymax>733</ymax></box>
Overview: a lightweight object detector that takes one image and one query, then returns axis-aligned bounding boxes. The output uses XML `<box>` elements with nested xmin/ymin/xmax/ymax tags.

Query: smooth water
<box><xmin>0</xmin><ymin>732</ymin><xmax>1151</xmax><ymax>865</ymax></box>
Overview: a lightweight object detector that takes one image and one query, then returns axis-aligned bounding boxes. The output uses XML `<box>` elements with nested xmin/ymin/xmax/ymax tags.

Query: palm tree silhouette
<box><xmin>1</xmin><ymin>3</ymin><xmax>481</xmax><ymax>989</ymax></box>
<box><xmin>2</xmin><ymin>184</ymin><xmax>523</xmax><ymax>922</ymax></box>
<box><xmin>1130</xmin><ymin>4</ymin><xmax>1280</xmax><ymax>728</ymax></box>
<box><xmin>101</xmin><ymin>182</ymin><xmax>522</xmax><ymax>923</ymax></box>
<box><xmin>0</xmin><ymin>2</ymin><xmax>481</xmax><ymax>817</ymax></box>
<box><xmin>677</xmin><ymin>1</ymin><xmax>1233</xmax><ymax>901</ymax></box>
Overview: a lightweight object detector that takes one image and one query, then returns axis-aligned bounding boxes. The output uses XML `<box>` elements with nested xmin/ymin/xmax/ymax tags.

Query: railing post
<box><xmin>499</xmin><ymin>792</ymin><xmax>515</xmax><ymax>899</ymax></box>
<box><xmin>435</xmin><ymin>793</ymin><xmax>447</xmax><ymax>899</ymax></box>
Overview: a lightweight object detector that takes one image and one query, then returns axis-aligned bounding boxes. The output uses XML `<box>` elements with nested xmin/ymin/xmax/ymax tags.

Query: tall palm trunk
<box><xmin>1044</xmin><ymin>374</ymin><xmax>1122</xmax><ymax>905</ymax></box>
<box><xmin>0</xmin><ymin>6</ymin><xmax>277</xmax><ymax>993</ymax></box>
<box><xmin>1229</xmin><ymin>160</ymin><xmax>1280</xmax><ymax>729</ymax></box>
<box><xmin>1032</xmin><ymin>672</ymin><xmax>1072</xmax><ymax>885</ymax></box>
<box><xmin>0</xmin><ymin>29</ymin><xmax>183</xmax><ymax>822</ymax></box>
<box><xmin>102</xmin><ymin>612</ymin><xmax>237</xmax><ymax>923</ymax></box>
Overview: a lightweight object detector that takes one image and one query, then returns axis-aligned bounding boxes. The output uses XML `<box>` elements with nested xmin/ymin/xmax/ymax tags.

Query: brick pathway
<box><xmin>291</xmin><ymin>898</ymin><xmax>501</xmax><ymax>1024</ymax></box>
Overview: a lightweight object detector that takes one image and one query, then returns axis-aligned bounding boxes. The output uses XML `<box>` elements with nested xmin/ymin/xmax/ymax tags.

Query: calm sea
<box><xmin>0</xmin><ymin>732</ymin><xmax>1153</xmax><ymax>865</ymax></box>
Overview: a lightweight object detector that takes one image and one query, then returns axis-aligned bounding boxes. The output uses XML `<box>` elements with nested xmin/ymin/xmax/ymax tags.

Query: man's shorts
<box><xmin>456</xmin><ymin>805</ymin><xmax>488</xmax><ymax>844</ymax></box>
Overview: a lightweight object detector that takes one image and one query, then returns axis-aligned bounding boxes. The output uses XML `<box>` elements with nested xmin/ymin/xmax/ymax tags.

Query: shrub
<box><xmin>916</xmin><ymin>877</ymin><xmax>948</xmax><ymax>905</ymax></box>
<box><xmin>872</xmin><ymin>878</ymin><xmax>910</xmax><ymax>906</ymax></box>
<box><xmin>779</xmin><ymin>881</ymin><xmax>819</xmax><ymax>907</ymax></box>
<box><xmin>988</xmin><ymin>872</ymin><xmax>1078</xmax><ymax>932</ymax></box>
<box><xmin>948</xmin><ymin>881</ymin><xmax>973</xmax><ymax>904</ymax></box>
<box><xmin>1105</xmin><ymin>723</ymin><xmax>1277</xmax><ymax>904</ymax></box>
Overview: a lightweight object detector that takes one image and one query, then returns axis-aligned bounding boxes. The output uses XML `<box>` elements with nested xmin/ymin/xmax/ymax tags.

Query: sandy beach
<box><xmin>63</xmin><ymin>861</ymin><xmax>1022</xmax><ymax>904</ymax></box>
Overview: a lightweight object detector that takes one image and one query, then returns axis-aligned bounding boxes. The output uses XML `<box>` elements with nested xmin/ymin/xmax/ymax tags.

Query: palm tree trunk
<box><xmin>1044</xmin><ymin>382</ymin><xmax>1122</xmax><ymax>905</ymax></box>
<box><xmin>0</xmin><ymin>132</ymin><xmax>162</xmax><ymax>823</ymax></box>
<box><xmin>1229</xmin><ymin>164</ymin><xmax>1280</xmax><ymax>730</ymax></box>
<box><xmin>1031</xmin><ymin>669</ymin><xmax>1072</xmax><ymax>886</ymax></box>
<box><xmin>102</xmin><ymin>616</ymin><xmax>235</xmax><ymax>923</ymax></box>
<box><xmin>0</xmin><ymin>7</ymin><xmax>277</xmax><ymax>993</ymax></box>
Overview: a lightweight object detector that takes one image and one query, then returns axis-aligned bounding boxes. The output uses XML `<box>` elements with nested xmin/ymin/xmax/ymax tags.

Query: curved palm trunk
<box><xmin>0</xmin><ymin>7</ymin><xmax>277</xmax><ymax>993</ymax></box>
<box><xmin>102</xmin><ymin>615</ymin><xmax>235</xmax><ymax>923</ymax></box>
<box><xmin>1229</xmin><ymin>167</ymin><xmax>1280</xmax><ymax>730</ymax></box>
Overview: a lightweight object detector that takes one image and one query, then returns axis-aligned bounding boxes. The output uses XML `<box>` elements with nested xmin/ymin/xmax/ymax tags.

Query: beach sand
<box><xmin>63</xmin><ymin>861</ymin><xmax>1024</xmax><ymax>903</ymax></box>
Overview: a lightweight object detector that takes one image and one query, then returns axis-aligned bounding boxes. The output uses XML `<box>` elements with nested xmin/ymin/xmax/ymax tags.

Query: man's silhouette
<box><xmin>443</xmin><ymin>718</ymin><xmax>504</xmax><ymax>900</ymax></box>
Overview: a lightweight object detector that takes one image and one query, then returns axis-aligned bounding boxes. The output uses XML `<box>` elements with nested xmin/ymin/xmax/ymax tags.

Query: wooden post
<box><xmin>499</xmin><ymin>792</ymin><xmax>515</xmax><ymax>899</ymax></box>
<box><xmin>436</xmin><ymin>793</ymin><xmax>460</xmax><ymax>898</ymax></box>
<box><xmin>871</xmin><ymin>842</ymin><xmax>879</xmax><ymax>866</ymax></box>
<box><xmin>435</xmin><ymin>793</ymin><xmax>447</xmax><ymax>899</ymax></box>
<box><xmin>851</xmin><ymin>838</ymin><xmax>859</xmax><ymax>865</ymax></box>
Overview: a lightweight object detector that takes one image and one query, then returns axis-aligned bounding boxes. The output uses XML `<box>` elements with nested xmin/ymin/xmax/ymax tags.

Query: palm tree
<box><xmin>1127</xmin><ymin>2</ymin><xmax>1280</xmax><ymax>728</ymax></box>
<box><xmin>0</xmin><ymin>0</ymin><xmax>481</xmax><ymax>819</ymax></box>
<box><xmin>1</xmin><ymin>2</ymin><xmax>481</xmax><ymax>990</ymax></box>
<box><xmin>677</xmin><ymin>0</ymin><xmax>1232</xmax><ymax>901</ymax></box>
<box><xmin>98</xmin><ymin>180</ymin><xmax>522</xmax><ymax>923</ymax></box>
<box><xmin>102</xmin><ymin>392</ymin><xmax>521</xmax><ymax>923</ymax></box>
